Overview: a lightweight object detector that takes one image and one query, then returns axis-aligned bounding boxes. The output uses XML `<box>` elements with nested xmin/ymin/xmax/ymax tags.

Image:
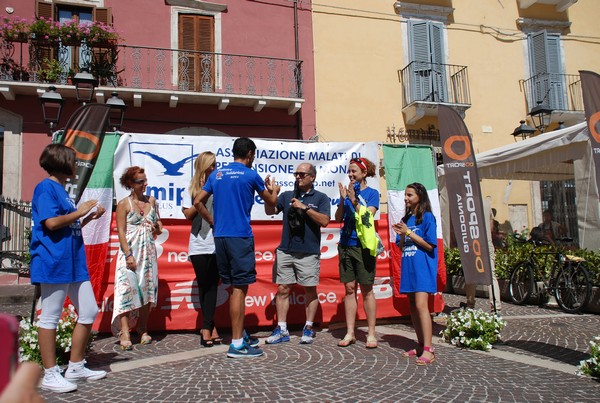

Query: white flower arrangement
<box><xmin>440</xmin><ymin>308</ymin><xmax>506</xmax><ymax>351</ymax></box>
<box><xmin>577</xmin><ymin>336</ymin><xmax>600</xmax><ymax>378</ymax></box>
<box><xmin>19</xmin><ymin>305</ymin><xmax>94</xmax><ymax>365</ymax></box>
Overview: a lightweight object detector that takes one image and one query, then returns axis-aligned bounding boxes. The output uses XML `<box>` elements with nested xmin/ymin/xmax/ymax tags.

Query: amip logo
<box><xmin>128</xmin><ymin>142</ymin><xmax>196</xmax><ymax>214</ymax></box>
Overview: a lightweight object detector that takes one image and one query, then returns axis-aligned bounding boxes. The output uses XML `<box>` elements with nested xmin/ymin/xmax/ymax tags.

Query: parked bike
<box><xmin>508</xmin><ymin>233</ymin><xmax>592</xmax><ymax>314</ymax></box>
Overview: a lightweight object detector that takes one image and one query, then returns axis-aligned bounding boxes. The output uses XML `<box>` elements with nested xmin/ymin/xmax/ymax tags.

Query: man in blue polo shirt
<box><xmin>195</xmin><ymin>138</ymin><xmax>278</xmax><ymax>358</ymax></box>
<box><xmin>264</xmin><ymin>163</ymin><xmax>331</xmax><ymax>345</ymax></box>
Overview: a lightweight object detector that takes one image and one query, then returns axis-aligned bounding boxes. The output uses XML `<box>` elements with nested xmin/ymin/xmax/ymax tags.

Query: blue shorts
<box><xmin>215</xmin><ymin>237</ymin><xmax>256</xmax><ymax>286</ymax></box>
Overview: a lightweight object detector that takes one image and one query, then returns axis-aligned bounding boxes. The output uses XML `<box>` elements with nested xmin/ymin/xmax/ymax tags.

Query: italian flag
<box><xmin>382</xmin><ymin>145</ymin><xmax>446</xmax><ymax>298</ymax></box>
<box><xmin>80</xmin><ymin>133</ymin><xmax>120</xmax><ymax>301</ymax></box>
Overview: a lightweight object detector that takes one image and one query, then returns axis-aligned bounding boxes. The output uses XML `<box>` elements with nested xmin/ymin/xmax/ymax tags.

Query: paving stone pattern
<box><xmin>1</xmin><ymin>288</ymin><xmax>599</xmax><ymax>402</ymax></box>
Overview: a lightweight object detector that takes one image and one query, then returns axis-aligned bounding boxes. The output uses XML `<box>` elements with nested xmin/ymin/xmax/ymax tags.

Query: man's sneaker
<box><xmin>227</xmin><ymin>342</ymin><xmax>264</xmax><ymax>358</ymax></box>
<box><xmin>299</xmin><ymin>325</ymin><xmax>315</xmax><ymax>345</ymax></box>
<box><xmin>243</xmin><ymin>330</ymin><xmax>260</xmax><ymax>348</ymax></box>
<box><xmin>41</xmin><ymin>366</ymin><xmax>78</xmax><ymax>393</ymax></box>
<box><xmin>64</xmin><ymin>360</ymin><xmax>107</xmax><ymax>381</ymax></box>
<box><xmin>265</xmin><ymin>326</ymin><xmax>290</xmax><ymax>344</ymax></box>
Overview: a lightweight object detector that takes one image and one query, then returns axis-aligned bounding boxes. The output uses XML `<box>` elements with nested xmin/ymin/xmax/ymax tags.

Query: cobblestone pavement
<box><xmin>2</xmin><ymin>289</ymin><xmax>600</xmax><ymax>402</ymax></box>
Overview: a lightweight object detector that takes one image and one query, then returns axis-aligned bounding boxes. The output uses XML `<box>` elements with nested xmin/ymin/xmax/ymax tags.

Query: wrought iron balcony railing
<box><xmin>398</xmin><ymin>61</ymin><xmax>471</xmax><ymax>107</ymax></box>
<box><xmin>0</xmin><ymin>39</ymin><xmax>303</xmax><ymax>100</ymax></box>
<box><xmin>520</xmin><ymin>73</ymin><xmax>583</xmax><ymax>113</ymax></box>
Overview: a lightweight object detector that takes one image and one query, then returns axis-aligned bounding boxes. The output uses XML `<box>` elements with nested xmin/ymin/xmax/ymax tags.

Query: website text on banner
<box><xmin>382</xmin><ymin>144</ymin><xmax>447</xmax><ymax>304</ymax></box>
<box><xmin>438</xmin><ymin>105</ymin><xmax>492</xmax><ymax>286</ymax></box>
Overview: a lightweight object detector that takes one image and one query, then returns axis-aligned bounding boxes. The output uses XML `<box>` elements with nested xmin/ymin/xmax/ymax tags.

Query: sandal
<box><xmin>402</xmin><ymin>343</ymin><xmax>424</xmax><ymax>358</ymax></box>
<box><xmin>119</xmin><ymin>330</ymin><xmax>133</xmax><ymax>351</ymax></box>
<box><xmin>211</xmin><ymin>329</ymin><xmax>222</xmax><ymax>345</ymax></box>
<box><xmin>366</xmin><ymin>336</ymin><xmax>378</xmax><ymax>349</ymax></box>
<box><xmin>139</xmin><ymin>332</ymin><xmax>153</xmax><ymax>345</ymax></box>
<box><xmin>200</xmin><ymin>335</ymin><xmax>214</xmax><ymax>348</ymax></box>
<box><xmin>337</xmin><ymin>335</ymin><xmax>356</xmax><ymax>347</ymax></box>
<box><xmin>415</xmin><ymin>346</ymin><xmax>436</xmax><ymax>366</ymax></box>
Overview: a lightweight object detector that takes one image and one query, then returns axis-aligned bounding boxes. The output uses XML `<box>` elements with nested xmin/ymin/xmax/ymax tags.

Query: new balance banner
<box><xmin>438</xmin><ymin>105</ymin><xmax>491</xmax><ymax>285</ymax></box>
<box><xmin>382</xmin><ymin>145</ymin><xmax>446</xmax><ymax>299</ymax></box>
<box><xmin>60</xmin><ymin>103</ymin><xmax>112</xmax><ymax>204</ymax></box>
<box><xmin>580</xmin><ymin>70</ymin><xmax>600</xmax><ymax>197</ymax></box>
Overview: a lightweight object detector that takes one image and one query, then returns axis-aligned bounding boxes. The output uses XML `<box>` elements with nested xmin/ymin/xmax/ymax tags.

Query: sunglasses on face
<box><xmin>133</xmin><ymin>179</ymin><xmax>148</xmax><ymax>184</ymax></box>
<box><xmin>294</xmin><ymin>172</ymin><xmax>311</xmax><ymax>179</ymax></box>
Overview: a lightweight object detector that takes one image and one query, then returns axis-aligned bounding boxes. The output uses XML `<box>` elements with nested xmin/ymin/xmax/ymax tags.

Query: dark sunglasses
<box><xmin>293</xmin><ymin>172</ymin><xmax>311</xmax><ymax>178</ymax></box>
<box><xmin>133</xmin><ymin>179</ymin><xmax>148</xmax><ymax>184</ymax></box>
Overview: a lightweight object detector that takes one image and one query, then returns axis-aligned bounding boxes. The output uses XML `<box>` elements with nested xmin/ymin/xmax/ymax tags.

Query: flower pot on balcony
<box><xmin>4</xmin><ymin>33</ymin><xmax>29</xmax><ymax>43</ymax></box>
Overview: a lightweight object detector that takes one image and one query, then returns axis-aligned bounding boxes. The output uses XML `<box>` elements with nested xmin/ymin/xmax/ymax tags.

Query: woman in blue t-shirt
<box><xmin>392</xmin><ymin>182</ymin><xmax>438</xmax><ymax>365</ymax></box>
<box><xmin>30</xmin><ymin>144</ymin><xmax>107</xmax><ymax>393</ymax></box>
<box><xmin>335</xmin><ymin>157</ymin><xmax>379</xmax><ymax>349</ymax></box>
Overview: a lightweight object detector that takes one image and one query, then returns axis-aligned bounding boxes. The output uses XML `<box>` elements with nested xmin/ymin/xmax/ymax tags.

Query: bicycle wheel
<box><xmin>554</xmin><ymin>262</ymin><xmax>592</xmax><ymax>314</ymax></box>
<box><xmin>509</xmin><ymin>262</ymin><xmax>534</xmax><ymax>305</ymax></box>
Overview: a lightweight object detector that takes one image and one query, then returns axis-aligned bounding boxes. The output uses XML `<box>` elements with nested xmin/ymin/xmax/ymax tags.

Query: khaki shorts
<box><xmin>273</xmin><ymin>249</ymin><xmax>320</xmax><ymax>287</ymax></box>
<box><xmin>338</xmin><ymin>245</ymin><xmax>376</xmax><ymax>285</ymax></box>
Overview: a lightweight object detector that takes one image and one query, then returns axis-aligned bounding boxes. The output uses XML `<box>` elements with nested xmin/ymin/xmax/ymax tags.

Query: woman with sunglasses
<box><xmin>182</xmin><ymin>151</ymin><xmax>223</xmax><ymax>347</ymax></box>
<box><xmin>112</xmin><ymin>166</ymin><xmax>162</xmax><ymax>350</ymax></box>
<box><xmin>392</xmin><ymin>182</ymin><xmax>438</xmax><ymax>365</ymax></box>
<box><xmin>335</xmin><ymin>157</ymin><xmax>379</xmax><ymax>349</ymax></box>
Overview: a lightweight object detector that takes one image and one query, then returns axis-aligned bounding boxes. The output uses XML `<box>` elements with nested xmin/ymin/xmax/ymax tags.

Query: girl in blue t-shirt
<box><xmin>335</xmin><ymin>157</ymin><xmax>380</xmax><ymax>349</ymax></box>
<box><xmin>392</xmin><ymin>182</ymin><xmax>438</xmax><ymax>366</ymax></box>
<box><xmin>30</xmin><ymin>144</ymin><xmax>107</xmax><ymax>393</ymax></box>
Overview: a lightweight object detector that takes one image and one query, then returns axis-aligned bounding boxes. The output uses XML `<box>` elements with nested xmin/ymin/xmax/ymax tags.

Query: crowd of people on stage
<box><xmin>20</xmin><ymin>138</ymin><xmax>440</xmax><ymax>394</ymax></box>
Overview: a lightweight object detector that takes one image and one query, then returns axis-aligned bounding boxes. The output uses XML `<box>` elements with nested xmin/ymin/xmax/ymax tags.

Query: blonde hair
<box><xmin>189</xmin><ymin>151</ymin><xmax>216</xmax><ymax>197</ymax></box>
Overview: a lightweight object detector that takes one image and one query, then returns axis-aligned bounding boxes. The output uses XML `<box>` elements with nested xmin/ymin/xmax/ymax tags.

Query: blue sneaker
<box><xmin>265</xmin><ymin>326</ymin><xmax>290</xmax><ymax>344</ymax></box>
<box><xmin>299</xmin><ymin>325</ymin><xmax>315</xmax><ymax>345</ymax></box>
<box><xmin>243</xmin><ymin>330</ymin><xmax>260</xmax><ymax>348</ymax></box>
<box><xmin>227</xmin><ymin>342</ymin><xmax>264</xmax><ymax>358</ymax></box>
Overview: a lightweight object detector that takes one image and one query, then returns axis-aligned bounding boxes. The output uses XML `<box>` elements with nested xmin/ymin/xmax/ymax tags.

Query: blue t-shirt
<box><xmin>276</xmin><ymin>187</ymin><xmax>331</xmax><ymax>254</ymax></box>
<box><xmin>397</xmin><ymin>211</ymin><xmax>438</xmax><ymax>293</ymax></box>
<box><xmin>29</xmin><ymin>179</ymin><xmax>89</xmax><ymax>284</ymax></box>
<box><xmin>203</xmin><ymin>161</ymin><xmax>265</xmax><ymax>238</ymax></box>
<box><xmin>339</xmin><ymin>186</ymin><xmax>379</xmax><ymax>247</ymax></box>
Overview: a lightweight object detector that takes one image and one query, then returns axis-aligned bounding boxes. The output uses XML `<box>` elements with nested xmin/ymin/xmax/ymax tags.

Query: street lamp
<box><xmin>40</xmin><ymin>86</ymin><xmax>63</xmax><ymax>136</ymax></box>
<box><xmin>106</xmin><ymin>92</ymin><xmax>127</xmax><ymax>131</ymax></box>
<box><xmin>529</xmin><ymin>101</ymin><xmax>553</xmax><ymax>133</ymax></box>
<box><xmin>511</xmin><ymin>120</ymin><xmax>536</xmax><ymax>141</ymax></box>
<box><xmin>72</xmin><ymin>69</ymin><xmax>98</xmax><ymax>104</ymax></box>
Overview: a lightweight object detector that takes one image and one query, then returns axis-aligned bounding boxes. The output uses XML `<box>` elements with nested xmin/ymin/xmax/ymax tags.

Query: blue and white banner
<box><xmin>113</xmin><ymin>134</ymin><xmax>379</xmax><ymax>219</ymax></box>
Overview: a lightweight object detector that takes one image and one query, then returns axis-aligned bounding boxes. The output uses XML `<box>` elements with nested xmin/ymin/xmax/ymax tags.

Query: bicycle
<box><xmin>508</xmin><ymin>233</ymin><xmax>592</xmax><ymax>314</ymax></box>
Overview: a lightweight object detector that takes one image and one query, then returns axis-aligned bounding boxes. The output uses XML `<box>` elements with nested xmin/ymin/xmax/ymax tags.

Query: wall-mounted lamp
<box><xmin>511</xmin><ymin>120</ymin><xmax>536</xmax><ymax>141</ymax></box>
<box><xmin>529</xmin><ymin>101</ymin><xmax>553</xmax><ymax>133</ymax></box>
<box><xmin>106</xmin><ymin>92</ymin><xmax>127</xmax><ymax>131</ymax></box>
<box><xmin>40</xmin><ymin>86</ymin><xmax>63</xmax><ymax>136</ymax></box>
<box><xmin>72</xmin><ymin>69</ymin><xmax>98</xmax><ymax>104</ymax></box>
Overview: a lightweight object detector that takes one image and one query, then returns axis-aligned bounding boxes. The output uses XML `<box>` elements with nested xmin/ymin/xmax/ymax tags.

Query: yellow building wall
<box><xmin>312</xmin><ymin>0</ymin><xmax>600</xmax><ymax>233</ymax></box>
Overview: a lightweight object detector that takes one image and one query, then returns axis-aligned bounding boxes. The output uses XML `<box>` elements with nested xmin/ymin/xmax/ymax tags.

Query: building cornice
<box><xmin>165</xmin><ymin>0</ymin><xmax>227</xmax><ymax>13</ymax></box>
<box><xmin>516</xmin><ymin>17</ymin><xmax>571</xmax><ymax>34</ymax></box>
<box><xmin>393</xmin><ymin>1</ymin><xmax>454</xmax><ymax>23</ymax></box>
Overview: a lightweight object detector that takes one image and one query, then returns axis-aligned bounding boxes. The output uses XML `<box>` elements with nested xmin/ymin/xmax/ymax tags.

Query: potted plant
<box><xmin>38</xmin><ymin>58</ymin><xmax>63</xmax><ymax>83</ymax></box>
<box><xmin>0</xmin><ymin>16</ymin><xmax>29</xmax><ymax>42</ymax></box>
<box><xmin>84</xmin><ymin>21</ymin><xmax>121</xmax><ymax>47</ymax></box>
<box><xmin>440</xmin><ymin>308</ymin><xmax>506</xmax><ymax>351</ymax></box>
<box><xmin>28</xmin><ymin>17</ymin><xmax>60</xmax><ymax>44</ymax></box>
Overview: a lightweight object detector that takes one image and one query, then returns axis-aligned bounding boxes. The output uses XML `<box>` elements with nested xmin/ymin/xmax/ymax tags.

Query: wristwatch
<box><xmin>304</xmin><ymin>206</ymin><xmax>311</xmax><ymax>213</ymax></box>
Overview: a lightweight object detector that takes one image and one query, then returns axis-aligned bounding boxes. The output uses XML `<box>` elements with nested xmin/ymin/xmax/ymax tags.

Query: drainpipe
<box><xmin>293</xmin><ymin>0</ymin><xmax>303</xmax><ymax>140</ymax></box>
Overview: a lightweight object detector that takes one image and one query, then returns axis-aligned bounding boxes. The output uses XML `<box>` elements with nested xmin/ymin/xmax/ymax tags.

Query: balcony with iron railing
<box><xmin>0</xmin><ymin>38</ymin><xmax>304</xmax><ymax>113</ymax></box>
<box><xmin>398</xmin><ymin>61</ymin><xmax>471</xmax><ymax>124</ymax></box>
<box><xmin>520</xmin><ymin>73</ymin><xmax>584</xmax><ymax>126</ymax></box>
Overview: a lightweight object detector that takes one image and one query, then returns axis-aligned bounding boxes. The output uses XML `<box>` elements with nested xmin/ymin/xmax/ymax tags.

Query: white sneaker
<box><xmin>41</xmin><ymin>366</ymin><xmax>78</xmax><ymax>393</ymax></box>
<box><xmin>64</xmin><ymin>360</ymin><xmax>107</xmax><ymax>381</ymax></box>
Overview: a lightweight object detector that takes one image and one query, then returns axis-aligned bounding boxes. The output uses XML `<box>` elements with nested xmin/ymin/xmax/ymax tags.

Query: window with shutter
<box><xmin>178</xmin><ymin>14</ymin><xmax>215</xmax><ymax>92</ymax></box>
<box><xmin>407</xmin><ymin>20</ymin><xmax>447</xmax><ymax>103</ymax></box>
<box><xmin>528</xmin><ymin>30</ymin><xmax>565</xmax><ymax>110</ymax></box>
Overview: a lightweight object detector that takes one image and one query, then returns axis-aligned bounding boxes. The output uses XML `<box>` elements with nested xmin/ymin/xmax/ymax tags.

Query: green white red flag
<box><xmin>79</xmin><ymin>133</ymin><xmax>119</xmax><ymax>301</ymax></box>
<box><xmin>382</xmin><ymin>144</ymin><xmax>446</xmax><ymax>297</ymax></box>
